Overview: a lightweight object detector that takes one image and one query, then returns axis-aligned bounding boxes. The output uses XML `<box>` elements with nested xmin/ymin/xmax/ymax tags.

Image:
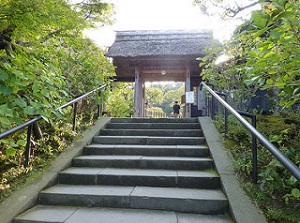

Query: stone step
<box><xmin>99</xmin><ymin>129</ymin><xmax>203</xmax><ymax>137</ymax></box>
<box><xmin>105</xmin><ymin>123</ymin><xmax>200</xmax><ymax>129</ymax></box>
<box><xmin>72</xmin><ymin>155</ymin><xmax>214</xmax><ymax>170</ymax></box>
<box><xmin>14</xmin><ymin>205</ymin><xmax>232</xmax><ymax>223</ymax></box>
<box><xmin>110</xmin><ymin>118</ymin><xmax>199</xmax><ymax>123</ymax></box>
<box><xmin>83</xmin><ymin>144</ymin><xmax>209</xmax><ymax>157</ymax></box>
<box><xmin>39</xmin><ymin>185</ymin><xmax>229</xmax><ymax>215</ymax></box>
<box><xmin>58</xmin><ymin>167</ymin><xmax>220</xmax><ymax>189</ymax></box>
<box><xmin>93</xmin><ymin>136</ymin><xmax>205</xmax><ymax>145</ymax></box>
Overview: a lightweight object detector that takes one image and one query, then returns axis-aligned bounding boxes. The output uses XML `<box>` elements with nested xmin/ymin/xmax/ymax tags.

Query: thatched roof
<box><xmin>106</xmin><ymin>30</ymin><xmax>215</xmax><ymax>58</ymax></box>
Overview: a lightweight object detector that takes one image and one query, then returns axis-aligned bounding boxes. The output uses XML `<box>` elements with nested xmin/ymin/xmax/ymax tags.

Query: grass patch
<box><xmin>0</xmin><ymin>159</ymin><xmax>53</xmax><ymax>202</ymax></box>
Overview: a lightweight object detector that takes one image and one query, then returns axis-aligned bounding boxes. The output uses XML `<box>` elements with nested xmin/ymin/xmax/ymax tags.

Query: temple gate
<box><xmin>105</xmin><ymin>30</ymin><xmax>217</xmax><ymax>117</ymax></box>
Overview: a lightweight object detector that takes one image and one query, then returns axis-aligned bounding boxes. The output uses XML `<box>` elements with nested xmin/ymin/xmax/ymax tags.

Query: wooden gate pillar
<box><xmin>134</xmin><ymin>66</ymin><xmax>144</xmax><ymax>117</ymax></box>
<box><xmin>185</xmin><ymin>62</ymin><xmax>191</xmax><ymax>118</ymax></box>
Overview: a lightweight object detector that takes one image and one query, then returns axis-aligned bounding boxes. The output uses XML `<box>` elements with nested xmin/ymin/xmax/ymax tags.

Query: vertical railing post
<box><xmin>211</xmin><ymin>96</ymin><xmax>215</xmax><ymax>120</ymax></box>
<box><xmin>97</xmin><ymin>91</ymin><xmax>102</xmax><ymax>119</ymax></box>
<box><xmin>211</xmin><ymin>85</ymin><xmax>215</xmax><ymax>120</ymax></box>
<box><xmin>224</xmin><ymin>94</ymin><xmax>228</xmax><ymax>138</ymax></box>
<box><xmin>205</xmin><ymin>91</ymin><xmax>209</xmax><ymax>117</ymax></box>
<box><xmin>252</xmin><ymin>115</ymin><xmax>258</xmax><ymax>183</ymax></box>
<box><xmin>97</xmin><ymin>104</ymin><xmax>101</xmax><ymax>118</ymax></box>
<box><xmin>72</xmin><ymin>102</ymin><xmax>78</xmax><ymax>132</ymax></box>
<box><xmin>24</xmin><ymin>124</ymin><xmax>33</xmax><ymax>167</ymax></box>
<box><xmin>207</xmin><ymin>95</ymin><xmax>211</xmax><ymax>117</ymax></box>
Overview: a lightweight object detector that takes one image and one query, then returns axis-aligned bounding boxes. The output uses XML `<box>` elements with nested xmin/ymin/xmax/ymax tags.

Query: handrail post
<box><xmin>215</xmin><ymin>91</ymin><xmax>228</xmax><ymax>138</ymax></box>
<box><xmin>24</xmin><ymin>124</ymin><xmax>33</xmax><ymax>167</ymax></box>
<box><xmin>252</xmin><ymin>115</ymin><xmax>258</xmax><ymax>183</ymax></box>
<box><xmin>205</xmin><ymin>92</ymin><xmax>209</xmax><ymax>117</ymax></box>
<box><xmin>224</xmin><ymin>94</ymin><xmax>228</xmax><ymax>138</ymax></box>
<box><xmin>211</xmin><ymin>96</ymin><xmax>215</xmax><ymax>120</ymax></box>
<box><xmin>72</xmin><ymin>102</ymin><xmax>78</xmax><ymax>132</ymax></box>
<box><xmin>97</xmin><ymin>104</ymin><xmax>101</xmax><ymax>118</ymax></box>
<box><xmin>207</xmin><ymin>94</ymin><xmax>211</xmax><ymax>118</ymax></box>
<box><xmin>97</xmin><ymin>91</ymin><xmax>102</xmax><ymax>118</ymax></box>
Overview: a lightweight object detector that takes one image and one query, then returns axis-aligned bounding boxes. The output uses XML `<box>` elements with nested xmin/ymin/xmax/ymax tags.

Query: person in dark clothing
<box><xmin>173</xmin><ymin>101</ymin><xmax>180</xmax><ymax>118</ymax></box>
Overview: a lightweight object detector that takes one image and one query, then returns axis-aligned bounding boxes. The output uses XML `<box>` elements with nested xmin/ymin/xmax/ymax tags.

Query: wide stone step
<box><xmin>58</xmin><ymin>167</ymin><xmax>220</xmax><ymax>189</ymax></box>
<box><xmin>83</xmin><ymin>144</ymin><xmax>209</xmax><ymax>157</ymax></box>
<box><xmin>39</xmin><ymin>185</ymin><xmax>228</xmax><ymax>215</ymax></box>
<box><xmin>99</xmin><ymin>129</ymin><xmax>203</xmax><ymax>137</ymax></box>
<box><xmin>110</xmin><ymin>118</ymin><xmax>199</xmax><ymax>123</ymax></box>
<box><xmin>93</xmin><ymin>136</ymin><xmax>205</xmax><ymax>145</ymax></box>
<box><xmin>14</xmin><ymin>205</ymin><xmax>232</xmax><ymax>223</ymax></box>
<box><xmin>72</xmin><ymin>155</ymin><xmax>214</xmax><ymax>170</ymax></box>
<box><xmin>105</xmin><ymin>123</ymin><xmax>200</xmax><ymax>129</ymax></box>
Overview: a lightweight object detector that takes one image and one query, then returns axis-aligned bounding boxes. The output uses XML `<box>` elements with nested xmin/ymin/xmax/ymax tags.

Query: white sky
<box><xmin>85</xmin><ymin>0</ymin><xmax>257</xmax><ymax>47</ymax></box>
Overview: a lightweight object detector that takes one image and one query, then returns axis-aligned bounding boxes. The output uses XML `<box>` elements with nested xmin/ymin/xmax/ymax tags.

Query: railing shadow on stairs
<box><xmin>0</xmin><ymin>84</ymin><xmax>107</xmax><ymax>167</ymax></box>
<box><xmin>200</xmin><ymin>81</ymin><xmax>300</xmax><ymax>183</ymax></box>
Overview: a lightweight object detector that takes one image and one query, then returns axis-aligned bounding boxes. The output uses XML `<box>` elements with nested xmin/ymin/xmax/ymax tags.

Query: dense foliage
<box><xmin>105</xmin><ymin>82</ymin><xmax>135</xmax><ymax>117</ymax></box>
<box><xmin>145</xmin><ymin>82</ymin><xmax>184</xmax><ymax>116</ymax></box>
<box><xmin>0</xmin><ymin>0</ymin><xmax>115</xmax><ymax>197</ymax></box>
<box><xmin>197</xmin><ymin>0</ymin><xmax>300</xmax><ymax>221</ymax></box>
<box><xmin>215</xmin><ymin>114</ymin><xmax>300</xmax><ymax>222</ymax></box>
<box><xmin>200</xmin><ymin>0</ymin><xmax>300</xmax><ymax>109</ymax></box>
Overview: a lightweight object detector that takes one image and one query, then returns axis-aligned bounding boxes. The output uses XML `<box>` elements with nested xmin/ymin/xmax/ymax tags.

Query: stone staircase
<box><xmin>14</xmin><ymin>118</ymin><xmax>233</xmax><ymax>223</ymax></box>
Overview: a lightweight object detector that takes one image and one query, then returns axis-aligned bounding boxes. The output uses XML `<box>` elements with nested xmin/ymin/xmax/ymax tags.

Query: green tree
<box><xmin>145</xmin><ymin>83</ymin><xmax>184</xmax><ymax>116</ymax></box>
<box><xmin>242</xmin><ymin>0</ymin><xmax>300</xmax><ymax>108</ymax></box>
<box><xmin>0</xmin><ymin>0</ymin><xmax>115</xmax><ymax>195</ymax></box>
<box><xmin>198</xmin><ymin>1</ymin><xmax>300</xmax><ymax>222</ymax></box>
<box><xmin>145</xmin><ymin>87</ymin><xmax>164</xmax><ymax>108</ymax></box>
<box><xmin>0</xmin><ymin>0</ymin><xmax>115</xmax><ymax>130</ymax></box>
<box><xmin>106</xmin><ymin>83</ymin><xmax>134</xmax><ymax>117</ymax></box>
<box><xmin>200</xmin><ymin>0</ymin><xmax>300</xmax><ymax>109</ymax></box>
<box><xmin>163</xmin><ymin>86</ymin><xmax>185</xmax><ymax>115</ymax></box>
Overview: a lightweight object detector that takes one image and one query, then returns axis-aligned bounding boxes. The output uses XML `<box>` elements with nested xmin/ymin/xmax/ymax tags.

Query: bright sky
<box><xmin>85</xmin><ymin>0</ymin><xmax>256</xmax><ymax>47</ymax></box>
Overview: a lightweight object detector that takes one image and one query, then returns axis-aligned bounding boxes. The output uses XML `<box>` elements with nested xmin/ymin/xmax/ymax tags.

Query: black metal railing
<box><xmin>205</xmin><ymin>89</ymin><xmax>258</xmax><ymax>182</ymax></box>
<box><xmin>0</xmin><ymin>84</ymin><xmax>107</xmax><ymax>167</ymax></box>
<box><xmin>200</xmin><ymin>81</ymin><xmax>300</xmax><ymax>183</ymax></box>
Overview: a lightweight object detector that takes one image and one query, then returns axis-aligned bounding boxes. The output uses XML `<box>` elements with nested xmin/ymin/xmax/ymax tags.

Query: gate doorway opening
<box><xmin>144</xmin><ymin>81</ymin><xmax>184</xmax><ymax>118</ymax></box>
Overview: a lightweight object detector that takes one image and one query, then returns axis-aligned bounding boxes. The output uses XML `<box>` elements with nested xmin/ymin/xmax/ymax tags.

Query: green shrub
<box><xmin>214</xmin><ymin>114</ymin><xmax>300</xmax><ymax>223</ymax></box>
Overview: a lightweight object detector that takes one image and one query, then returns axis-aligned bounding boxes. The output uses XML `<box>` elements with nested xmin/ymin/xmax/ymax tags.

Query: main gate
<box><xmin>105</xmin><ymin>30</ymin><xmax>217</xmax><ymax>117</ymax></box>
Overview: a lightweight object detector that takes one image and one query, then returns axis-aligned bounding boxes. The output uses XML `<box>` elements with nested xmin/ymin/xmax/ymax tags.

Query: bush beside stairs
<box><xmin>11</xmin><ymin>117</ymin><xmax>266</xmax><ymax>223</ymax></box>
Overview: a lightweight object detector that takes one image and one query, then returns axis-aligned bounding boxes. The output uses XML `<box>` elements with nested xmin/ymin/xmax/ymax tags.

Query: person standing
<box><xmin>173</xmin><ymin>101</ymin><xmax>180</xmax><ymax>118</ymax></box>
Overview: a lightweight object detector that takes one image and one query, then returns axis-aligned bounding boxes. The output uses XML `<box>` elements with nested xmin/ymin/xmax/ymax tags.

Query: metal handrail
<box><xmin>0</xmin><ymin>84</ymin><xmax>107</xmax><ymax>166</ymax></box>
<box><xmin>200</xmin><ymin>81</ymin><xmax>300</xmax><ymax>182</ymax></box>
<box><xmin>0</xmin><ymin>116</ymin><xmax>43</xmax><ymax>140</ymax></box>
<box><xmin>57</xmin><ymin>84</ymin><xmax>107</xmax><ymax>110</ymax></box>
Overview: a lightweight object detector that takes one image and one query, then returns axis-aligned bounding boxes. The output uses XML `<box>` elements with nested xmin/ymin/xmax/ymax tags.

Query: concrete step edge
<box><xmin>94</xmin><ymin>136</ymin><xmax>205</xmax><ymax>139</ymax></box>
<box><xmin>105</xmin><ymin>123</ymin><xmax>201</xmax><ymax>129</ymax></box>
<box><xmin>85</xmin><ymin>144</ymin><xmax>209</xmax><ymax>149</ymax></box>
<box><xmin>110</xmin><ymin>118</ymin><xmax>199</xmax><ymax>123</ymax></box>
<box><xmin>99</xmin><ymin>129</ymin><xmax>203</xmax><ymax>136</ymax></box>
<box><xmin>93</xmin><ymin>136</ymin><xmax>206</xmax><ymax>145</ymax></box>
<box><xmin>58</xmin><ymin>167</ymin><xmax>220</xmax><ymax>189</ymax></box>
<box><xmin>14</xmin><ymin>205</ymin><xmax>233</xmax><ymax>223</ymax></box>
<box><xmin>73</xmin><ymin>155</ymin><xmax>213</xmax><ymax>162</ymax></box>
<box><xmin>39</xmin><ymin>185</ymin><xmax>228</xmax><ymax>214</ymax></box>
<box><xmin>83</xmin><ymin>144</ymin><xmax>209</xmax><ymax>157</ymax></box>
<box><xmin>72</xmin><ymin>156</ymin><xmax>214</xmax><ymax>170</ymax></box>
